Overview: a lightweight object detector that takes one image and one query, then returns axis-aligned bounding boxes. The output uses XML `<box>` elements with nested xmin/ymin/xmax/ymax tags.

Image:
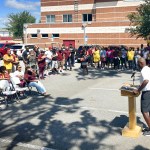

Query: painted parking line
<box><xmin>89</xmin><ymin>87</ymin><xmax>119</xmax><ymax>91</ymax></box>
<box><xmin>0</xmin><ymin>138</ymin><xmax>56</xmax><ymax>150</ymax></box>
<box><xmin>50</xmin><ymin>103</ymin><xmax>142</xmax><ymax>116</ymax></box>
<box><xmin>80</xmin><ymin>106</ymin><xmax>142</xmax><ymax>116</ymax></box>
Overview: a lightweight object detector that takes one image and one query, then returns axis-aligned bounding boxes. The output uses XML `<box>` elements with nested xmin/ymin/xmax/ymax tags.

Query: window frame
<box><xmin>63</xmin><ymin>14</ymin><xmax>72</xmax><ymax>23</ymax></box>
<box><xmin>41</xmin><ymin>34</ymin><xmax>49</xmax><ymax>38</ymax></box>
<box><xmin>31</xmin><ymin>34</ymin><xmax>38</xmax><ymax>38</ymax></box>
<box><xmin>46</xmin><ymin>15</ymin><xmax>55</xmax><ymax>23</ymax></box>
<box><xmin>82</xmin><ymin>14</ymin><xmax>92</xmax><ymax>22</ymax></box>
<box><xmin>52</xmin><ymin>34</ymin><xmax>60</xmax><ymax>38</ymax></box>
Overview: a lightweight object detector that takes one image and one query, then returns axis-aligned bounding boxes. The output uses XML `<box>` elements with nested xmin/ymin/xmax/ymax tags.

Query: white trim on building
<box><xmin>41</xmin><ymin>1</ymin><xmax>144</xmax><ymax>12</ymax></box>
<box><xmin>26</xmin><ymin>26</ymin><xmax>129</xmax><ymax>34</ymax></box>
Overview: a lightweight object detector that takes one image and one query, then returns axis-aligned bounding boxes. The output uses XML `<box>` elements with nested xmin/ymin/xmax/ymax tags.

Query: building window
<box><xmin>52</xmin><ymin>34</ymin><xmax>59</xmax><ymax>38</ymax></box>
<box><xmin>82</xmin><ymin>14</ymin><xmax>92</xmax><ymax>22</ymax></box>
<box><xmin>63</xmin><ymin>14</ymin><xmax>72</xmax><ymax>23</ymax></box>
<box><xmin>42</xmin><ymin>34</ymin><xmax>48</xmax><ymax>38</ymax></box>
<box><xmin>46</xmin><ymin>15</ymin><xmax>55</xmax><ymax>23</ymax></box>
<box><xmin>31</xmin><ymin>34</ymin><xmax>37</xmax><ymax>38</ymax></box>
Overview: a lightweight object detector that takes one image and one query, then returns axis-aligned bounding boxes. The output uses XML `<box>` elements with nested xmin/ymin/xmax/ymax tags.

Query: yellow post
<box><xmin>128</xmin><ymin>97</ymin><xmax>136</xmax><ymax>129</ymax></box>
<box><xmin>122</xmin><ymin>96</ymin><xmax>142</xmax><ymax>138</ymax></box>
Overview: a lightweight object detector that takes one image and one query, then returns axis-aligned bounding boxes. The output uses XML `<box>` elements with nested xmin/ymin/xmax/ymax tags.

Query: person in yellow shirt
<box><xmin>93</xmin><ymin>46</ymin><xmax>100</xmax><ymax>69</ymax></box>
<box><xmin>127</xmin><ymin>47</ymin><xmax>135</xmax><ymax>70</ymax></box>
<box><xmin>3</xmin><ymin>49</ymin><xmax>14</xmax><ymax>73</ymax></box>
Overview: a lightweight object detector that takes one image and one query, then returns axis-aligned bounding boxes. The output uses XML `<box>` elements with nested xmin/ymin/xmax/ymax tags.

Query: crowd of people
<box><xmin>79</xmin><ymin>44</ymin><xmax>150</xmax><ymax>71</ymax></box>
<box><xmin>0</xmin><ymin>43</ymin><xmax>150</xmax><ymax>96</ymax></box>
<box><xmin>0</xmin><ymin>46</ymin><xmax>50</xmax><ymax>96</ymax></box>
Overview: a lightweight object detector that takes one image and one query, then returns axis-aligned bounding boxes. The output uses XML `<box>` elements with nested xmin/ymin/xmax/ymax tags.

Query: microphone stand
<box><xmin>131</xmin><ymin>72</ymin><xmax>136</xmax><ymax>86</ymax></box>
<box><xmin>133</xmin><ymin>75</ymin><xmax>135</xmax><ymax>86</ymax></box>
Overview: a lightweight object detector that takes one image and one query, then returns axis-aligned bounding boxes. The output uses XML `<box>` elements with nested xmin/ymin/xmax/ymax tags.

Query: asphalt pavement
<box><xmin>0</xmin><ymin>63</ymin><xmax>150</xmax><ymax>150</ymax></box>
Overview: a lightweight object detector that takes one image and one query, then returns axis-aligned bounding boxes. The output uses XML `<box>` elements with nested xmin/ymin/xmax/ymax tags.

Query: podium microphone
<box><xmin>131</xmin><ymin>71</ymin><xmax>136</xmax><ymax>78</ymax></box>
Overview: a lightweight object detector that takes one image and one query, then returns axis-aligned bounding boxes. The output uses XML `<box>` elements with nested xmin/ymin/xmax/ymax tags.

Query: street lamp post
<box><xmin>24</xmin><ymin>24</ymin><xmax>28</xmax><ymax>44</ymax></box>
<box><xmin>82</xmin><ymin>23</ymin><xmax>87</xmax><ymax>45</ymax></box>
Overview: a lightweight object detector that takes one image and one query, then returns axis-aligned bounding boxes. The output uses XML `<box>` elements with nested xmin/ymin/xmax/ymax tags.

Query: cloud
<box><xmin>0</xmin><ymin>17</ymin><xmax>9</xmax><ymax>28</ymax></box>
<box><xmin>5</xmin><ymin>0</ymin><xmax>40</xmax><ymax>10</ymax></box>
<box><xmin>32</xmin><ymin>11</ymin><xmax>40</xmax><ymax>16</ymax></box>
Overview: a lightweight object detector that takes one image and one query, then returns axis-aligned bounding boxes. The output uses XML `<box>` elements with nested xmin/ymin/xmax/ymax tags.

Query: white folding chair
<box><xmin>0</xmin><ymin>80</ymin><xmax>21</xmax><ymax>107</ymax></box>
<box><xmin>10</xmin><ymin>77</ymin><xmax>28</xmax><ymax>98</ymax></box>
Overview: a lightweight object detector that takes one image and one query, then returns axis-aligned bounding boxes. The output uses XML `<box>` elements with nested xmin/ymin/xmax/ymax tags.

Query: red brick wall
<box><xmin>25</xmin><ymin>0</ymin><xmax>146</xmax><ymax>48</ymax></box>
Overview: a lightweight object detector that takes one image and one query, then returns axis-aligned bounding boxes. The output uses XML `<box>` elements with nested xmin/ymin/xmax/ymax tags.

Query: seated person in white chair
<box><xmin>0</xmin><ymin>66</ymin><xmax>10</xmax><ymax>91</ymax></box>
<box><xmin>12</xmin><ymin>65</ymin><xmax>25</xmax><ymax>87</ymax></box>
<box><xmin>24</xmin><ymin>66</ymin><xmax>49</xmax><ymax>96</ymax></box>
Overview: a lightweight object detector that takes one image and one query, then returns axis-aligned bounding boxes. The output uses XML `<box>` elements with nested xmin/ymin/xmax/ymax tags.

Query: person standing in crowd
<box><xmin>106</xmin><ymin>47</ymin><xmax>113</xmax><ymax>69</ymax></box>
<box><xmin>127</xmin><ymin>47</ymin><xmax>134</xmax><ymax>70</ymax></box>
<box><xmin>146</xmin><ymin>51</ymin><xmax>150</xmax><ymax>67</ymax></box>
<box><xmin>87</xmin><ymin>47</ymin><xmax>93</xmax><ymax>67</ymax></box>
<box><xmin>69</xmin><ymin>44</ymin><xmax>75</xmax><ymax>67</ymax></box>
<box><xmin>61</xmin><ymin>44</ymin><xmax>66</xmax><ymax>50</ymax></box>
<box><xmin>80</xmin><ymin>49</ymin><xmax>89</xmax><ymax>75</ymax></box>
<box><xmin>12</xmin><ymin>49</ymin><xmax>19</xmax><ymax>72</ymax></box>
<box><xmin>93</xmin><ymin>46</ymin><xmax>100</xmax><ymax>69</ymax></box>
<box><xmin>64</xmin><ymin>47</ymin><xmax>72</xmax><ymax>71</ymax></box>
<box><xmin>27</xmin><ymin>50</ymin><xmax>37</xmax><ymax>69</ymax></box>
<box><xmin>38</xmin><ymin>50</ymin><xmax>46</xmax><ymax>79</ymax></box>
<box><xmin>22</xmin><ymin>46</ymin><xmax>30</xmax><ymax>67</ymax></box>
<box><xmin>143</xmin><ymin>47</ymin><xmax>150</xmax><ymax>65</ymax></box>
<box><xmin>140</xmin><ymin>44</ymin><xmax>144</xmax><ymax>57</ymax></box>
<box><xmin>134</xmin><ymin>47</ymin><xmax>141</xmax><ymax>70</ymax></box>
<box><xmin>113</xmin><ymin>48</ymin><xmax>120</xmax><ymax>70</ymax></box>
<box><xmin>51</xmin><ymin>48</ymin><xmax>58</xmax><ymax>74</ymax></box>
<box><xmin>57</xmin><ymin>48</ymin><xmax>64</xmax><ymax>73</ymax></box>
<box><xmin>33</xmin><ymin>46</ymin><xmax>40</xmax><ymax>58</ymax></box>
<box><xmin>3</xmin><ymin>49</ymin><xmax>14</xmax><ymax>73</ymax></box>
<box><xmin>133</xmin><ymin>58</ymin><xmax>150</xmax><ymax>136</ymax></box>
<box><xmin>100</xmin><ymin>47</ymin><xmax>106</xmax><ymax>70</ymax></box>
<box><xmin>45</xmin><ymin>47</ymin><xmax>53</xmax><ymax>75</ymax></box>
<box><xmin>120</xmin><ymin>48</ymin><xmax>127</xmax><ymax>70</ymax></box>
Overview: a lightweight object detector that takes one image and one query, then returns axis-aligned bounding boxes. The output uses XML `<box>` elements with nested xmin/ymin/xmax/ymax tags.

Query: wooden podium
<box><xmin>120</xmin><ymin>86</ymin><xmax>142</xmax><ymax>138</ymax></box>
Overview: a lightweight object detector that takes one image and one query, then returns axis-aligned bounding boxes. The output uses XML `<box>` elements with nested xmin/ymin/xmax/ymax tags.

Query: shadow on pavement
<box><xmin>0</xmin><ymin>66</ymin><xmax>145</xmax><ymax>150</ymax></box>
<box><xmin>74</xmin><ymin>66</ymin><xmax>136</xmax><ymax>81</ymax></box>
<box><xmin>0</xmin><ymin>94</ymin><xmax>125</xmax><ymax>150</ymax></box>
<box><xmin>110</xmin><ymin>115</ymin><xmax>146</xmax><ymax>129</ymax></box>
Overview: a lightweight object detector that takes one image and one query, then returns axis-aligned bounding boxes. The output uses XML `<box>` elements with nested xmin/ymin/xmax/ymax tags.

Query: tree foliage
<box><xmin>127</xmin><ymin>0</ymin><xmax>150</xmax><ymax>39</ymax></box>
<box><xmin>6</xmin><ymin>11</ymin><xmax>35</xmax><ymax>41</ymax></box>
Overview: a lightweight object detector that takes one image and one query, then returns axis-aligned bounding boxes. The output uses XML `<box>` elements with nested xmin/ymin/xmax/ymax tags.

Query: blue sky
<box><xmin>0</xmin><ymin>0</ymin><xmax>40</xmax><ymax>28</ymax></box>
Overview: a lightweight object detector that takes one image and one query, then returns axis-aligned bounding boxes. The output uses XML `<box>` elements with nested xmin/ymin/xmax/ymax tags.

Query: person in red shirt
<box><xmin>64</xmin><ymin>48</ymin><xmax>72</xmax><ymax>71</ymax></box>
<box><xmin>38</xmin><ymin>50</ymin><xmax>46</xmax><ymax>79</ymax></box>
<box><xmin>87</xmin><ymin>47</ymin><xmax>93</xmax><ymax>66</ymax></box>
<box><xmin>24</xmin><ymin>66</ymin><xmax>49</xmax><ymax>96</ymax></box>
<box><xmin>106</xmin><ymin>47</ymin><xmax>114</xmax><ymax>69</ymax></box>
<box><xmin>57</xmin><ymin>49</ymin><xmax>64</xmax><ymax>73</ymax></box>
<box><xmin>113</xmin><ymin>49</ymin><xmax>120</xmax><ymax>70</ymax></box>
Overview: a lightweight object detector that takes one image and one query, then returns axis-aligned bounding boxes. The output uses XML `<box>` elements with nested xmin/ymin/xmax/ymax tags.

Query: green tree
<box><xmin>6</xmin><ymin>11</ymin><xmax>36</xmax><ymax>41</ymax></box>
<box><xmin>127</xmin><ymin>0</ymin><xmax>150</xmax><ymax>39</ymax></box>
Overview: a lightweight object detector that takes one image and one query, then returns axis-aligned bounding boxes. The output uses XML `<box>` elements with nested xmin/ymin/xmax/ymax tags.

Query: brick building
<box><xmin>24</xmin><ymin>0</ymin><xmax>146</xmax><ymax>49</ymax></box>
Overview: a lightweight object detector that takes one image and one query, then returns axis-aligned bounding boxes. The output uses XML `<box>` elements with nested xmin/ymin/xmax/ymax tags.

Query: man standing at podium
<box><xmin>134</xmin><ymin>58</ymin><xmax>150</xmax><ymax>136</ymax></box>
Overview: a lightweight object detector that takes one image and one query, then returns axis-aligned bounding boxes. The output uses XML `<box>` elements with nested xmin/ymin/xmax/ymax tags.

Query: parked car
<box><xmin>10</xmin><ymin>44</ymin><xmax>35</xmax><ymax>59</ymax></box>
<box><xmin>0</xmin><ymin>42</ymin><xmax>16</xmax><ymax>58</ymax></box>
